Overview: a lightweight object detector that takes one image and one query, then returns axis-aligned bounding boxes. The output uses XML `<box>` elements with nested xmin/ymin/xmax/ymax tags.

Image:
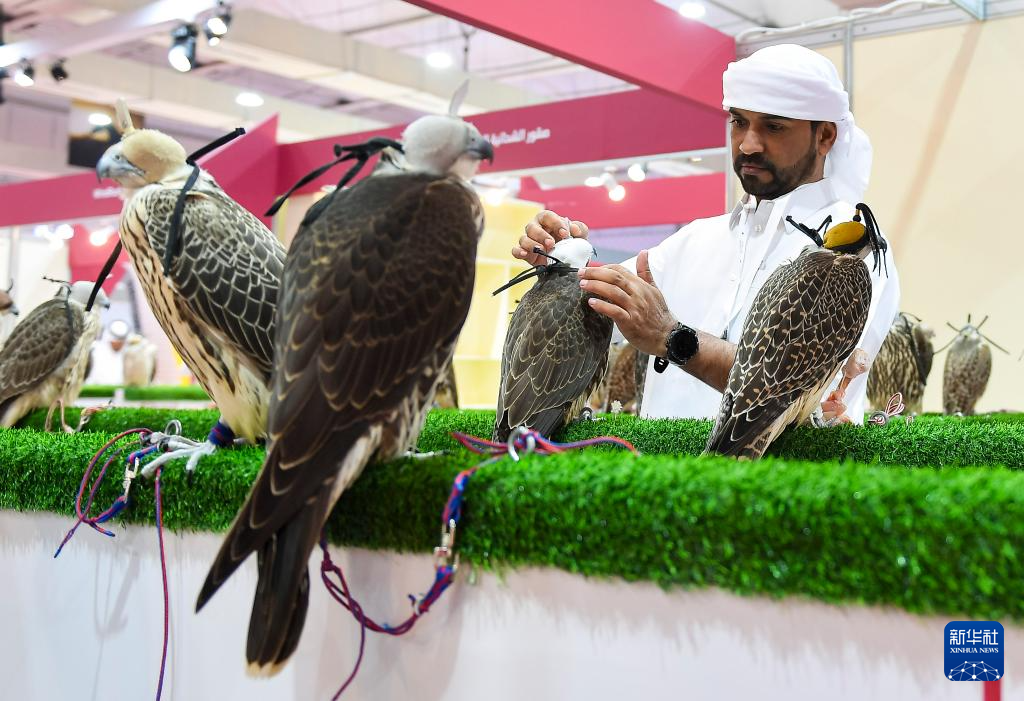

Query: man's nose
<box><xmin>738</xmin><ymin>128</ymin><xmax>764</xmax><ymax>155</ymax></box>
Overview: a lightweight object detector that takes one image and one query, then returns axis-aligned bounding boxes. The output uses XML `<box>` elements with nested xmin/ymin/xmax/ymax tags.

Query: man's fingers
<box><xmin>580</xmin><ymin>279</ymin><xmax>632</xmax><ymax>308</ymax></box>
<box><xmin>587</xmin><ymin>297</ymin><xmax>629</xmax><ymax>324</ymax></box>
<box><xmin>578</xmin><ymin>265</ymin><xmax>634</xmax><ymax>287</ymax></box>
<box><xmin>567</xmin><ymin>220</ymin><xmax>590</xmax><ymax>239</ymax></box>
<box><xmin>534</xmin><ymin>210</ymin><xmax>571</xmax><ymax>239</ymax></box>
<box><xmin>636</xmin><ymin>250</ymin><xmax>656</xmax><ymax>285</ymax></box>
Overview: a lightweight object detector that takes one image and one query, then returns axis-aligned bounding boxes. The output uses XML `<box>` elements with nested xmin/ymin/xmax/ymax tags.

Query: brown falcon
<box><xmin>0</xmin><ymin>282</ymin><xmax>18</xmax><ymax>349</ymax></box>
<box><xmin>433</xmin><ymin>360</ymin><xmax>460</xmax><ymax>409</ymax></box>
<box><xmin>706</xmin><ymin>205</ymin><xmax>888</xmax><ymax>459</ymax></box>
<box><xmin>0</xmin><ymin>281</ymin><xmax>108</xmax><ymax>431</ymax></box>
<box><xmin>943</xmin><ymin>316</ymin><xmax>1001</xmax><ymax>415</ymax></box>
<box><xmin>96</xmin><ymin>100</ymin><xmax>285</xmax><ymax>472</ymax></box>
<box><xmin>195</xmin><ymin>113</ymin><xmax>493</xmax><ymax>675</ymax></box>
<box><xmin>867</xmin><ymin>313</ymin><xmax>934</xmax><ymax>414</ymax></box>
<box><xmin>494</xmin><ymin>237</ymin><xmax>614</xmax><ymax>441</ymax></box>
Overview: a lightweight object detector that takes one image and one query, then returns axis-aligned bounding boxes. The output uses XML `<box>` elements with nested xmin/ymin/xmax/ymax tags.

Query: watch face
<box><xmin>669</xmin><ymin>326</ymin><xmax>698</xmax><ymax>364</ymax></box>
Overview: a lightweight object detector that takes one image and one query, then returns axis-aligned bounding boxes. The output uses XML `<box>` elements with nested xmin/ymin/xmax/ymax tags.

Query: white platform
<box><xmin>1</xmin><ymin>510</ymin><xmax>1018</xmax><ymax>700</ymax></box>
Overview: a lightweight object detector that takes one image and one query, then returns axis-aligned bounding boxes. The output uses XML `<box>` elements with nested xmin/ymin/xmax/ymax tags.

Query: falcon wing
<box><xmin>494</xmin><ymin>273</ymin><xmax>613</xmax><ymax>440</ymax></box>
<box><xmin>910</xmin><ymin>322</ymin><xmax>935</xmax><ymax>384</ymax></box>
<box><xmin>131</xmin><ymin>184</ymin><xmax>285</xmax><ymax>381</ymax></box>
<box><xmin>198</xmin><ymin>171</ymin><xmax>481</xmax><ymax>605</ymax></box>
<box><xmin>707</xmin><ymin>250</ymin><xmax>871</xmax><ymax>454</ymax></box>
<box><xmin>0</xmin><ymin>298</ymin><xmax>81</xmax><ymax>406</ymax></box>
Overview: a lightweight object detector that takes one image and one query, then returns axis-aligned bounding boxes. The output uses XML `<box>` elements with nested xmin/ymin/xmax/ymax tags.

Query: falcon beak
<box><xmin>96</xmin><ymin>146</ymin><xmax>145</xmax><ymax>183</ymax></box>
<box><xmin>466</xmin><ymin>134</ymin><xmax>494</xmax><ymax>164</ymax></box>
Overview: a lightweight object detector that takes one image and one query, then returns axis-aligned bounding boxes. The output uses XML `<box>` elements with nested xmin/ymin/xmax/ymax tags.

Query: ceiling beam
<box><xmin>24</xmin><ymin>51</ymin><xmax>385</xmax><ymax>142</ymax></box>
<box><xmin>75</xmin><ymin>0</ymin><xmax>544</xmax><ymax>113</ymax></box>
<box><xmin>402</xmin><ymin>0</ymin><xmax>735</xmax><ymax>110</ymax></box>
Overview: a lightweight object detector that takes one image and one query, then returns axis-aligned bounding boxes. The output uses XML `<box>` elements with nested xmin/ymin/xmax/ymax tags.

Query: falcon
<box><xmin>493</xmin><ymin>237</ymin><xmax>614</xmax><ymax>441</ymax></box>
<box><xmin>943</xmin><ymin>316</ymin><xmax>1002</xmax><ymax>415</ymax></box>
<box><xmin>706</xmin><ymin>205</ymin><xmax>888</xmax><ymax>459</ymax></box>
<box><xmin>195</xmin><ymin>112</ymin><xmax>493</xmax><ymax>675</ymax></box>
<box><xmin>122</xmin><ymin>333</ymin><xmax>158</xmax><ymax>387</ymax></box>
<box><xmin>0</xmin><ymin>282</ymin><xmax>18</xmax><ymax>349</ymax></box>
<box><xmin>96</xmin><ymin>100</ymin><xmax>285</xmax><ymax>472</ymax></box>
<box><xmin>867</xmin><ymin>313</ymin><xmax>934</xmax><ymax>414</ymax></box>
<box><xmin>0</xmin><ymin>281</ymin><xmax>108</xmax><ymax>431</ymax></box>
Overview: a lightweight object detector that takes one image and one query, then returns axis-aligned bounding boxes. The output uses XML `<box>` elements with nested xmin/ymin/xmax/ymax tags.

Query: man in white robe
<box><xmin>513</xmin><ymin>44</ymin><xmax>900</xmax><ymax>423</ymax></box>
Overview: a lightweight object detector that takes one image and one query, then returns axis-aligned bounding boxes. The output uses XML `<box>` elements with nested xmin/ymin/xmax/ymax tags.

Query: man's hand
<box><xmin>577</xmin><ymin>250</ymin><xmax>676</xmax><ymax>357</ymax></box>
<box><xmin>514</xmin><ymin>210</ymin><xmax>589</xmax><ymax>266</ymax></box>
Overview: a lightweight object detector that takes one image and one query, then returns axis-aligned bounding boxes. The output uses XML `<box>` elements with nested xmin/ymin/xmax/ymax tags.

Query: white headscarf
<box><xmin>722</xmin><ymin>44</ymin><xmax>872</xmax><ymax>205</ymax></box>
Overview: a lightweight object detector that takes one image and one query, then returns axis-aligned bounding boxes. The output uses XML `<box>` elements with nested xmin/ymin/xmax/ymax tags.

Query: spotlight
<box><xmin>50</xmin><ymin>59</ymin><xmax>68</xmax><ymax>82</ymax></box>
<box><xmin>13</xmin><ymin>60</ymin><xmax>34</xmax><ymax>87</ymax></box>
<box><xmin>608</xmin><ymin>184</ymin><xmax>626</xmax><ymax>202</ymax></box>
<box><xmin>89</xmin><ymin>227</ymin><xmax>114</xmax><ymax>247</ymax></box>
<box><xmin>88</xmin><ymin>112</ymin><xmax>113</xmax><ymax>127</ymax></box>
<box><xmin>168</xmin><ymin>24</ymin><xmax>198</xmax><ymax>73</ymax></box>
<box><xmin>627</xmin><ymin>163</ymin><xmax>646</xmax><ymax>182</ymax></box>
<box><xmin>204</xmin><ymin>1</ymin><xmax>231</xmax><ymax>45</ymax></box>
<box><xmin>235</xmin><ymin>91</ymin><xmax>264</xmax><ymax>107</ymax></box>
<box><xmin>584</xmin><ymin>175</ymin><xmax>605</xmax><ymax>188</ymax></box>
<box><xmin>426</xmin><ymin>51</ymin><xmax>454</xmax><ymax>69</ymax></box>
<box><xmin>678</xmin><ymin>2</ymin><xmax>707</xmax><ymax>19</ymax></box>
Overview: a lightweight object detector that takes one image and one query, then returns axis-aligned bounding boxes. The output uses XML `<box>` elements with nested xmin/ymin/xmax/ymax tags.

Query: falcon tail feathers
<box><xmin>245</xmin><ymin>507</ymin><xmax>319</xmax><ymax>674</ymax></box>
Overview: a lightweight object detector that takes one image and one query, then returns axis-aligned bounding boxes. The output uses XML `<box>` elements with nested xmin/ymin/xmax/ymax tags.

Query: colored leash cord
<box><xmin>54</xmin><ymin>425</ymin><xmax>189</xmax><ymax>701</ymax></box>
<box><xmin>321</xmin><ymin>427</ymin><xmax>637</xmax><ymax>698</ymax></box>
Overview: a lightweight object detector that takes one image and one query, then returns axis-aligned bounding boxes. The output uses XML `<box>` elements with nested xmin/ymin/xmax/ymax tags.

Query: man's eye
<box><xmin>730</xmin><ymin>118</ymin><xmax>746</xmax><ymax>127</ymax></box>
<box><xmin>767</xmin><ymin>123</ymin><xmax>784</xmax><ymax>132</ymax></box>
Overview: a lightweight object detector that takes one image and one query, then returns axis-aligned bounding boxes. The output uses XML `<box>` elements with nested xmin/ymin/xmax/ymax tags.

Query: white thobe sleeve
<box><xmin>825</xmin><ymin>245</ymin><xmax>901</xmax><ymax>423</ymax></box>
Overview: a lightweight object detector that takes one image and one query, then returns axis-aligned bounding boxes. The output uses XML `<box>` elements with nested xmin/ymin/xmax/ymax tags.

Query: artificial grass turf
<box><xmin>78</xmin><ymin>385</ymin><xmax>211</xmax><ymax>401</ymax></box>
<box><xmin>1</xmin><ymin>424</ymin><xmax>1022</xmax><ymax>621</ymax></box>
<box><xmin>19</xmin><ymin>407</ymin><xmax>1024</xmax><ymax>468</ymax></box>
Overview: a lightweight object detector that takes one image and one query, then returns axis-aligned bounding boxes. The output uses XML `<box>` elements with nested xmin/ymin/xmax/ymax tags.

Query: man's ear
<box><xmin>818</xmin><ymin>121</ymin><xmax>839</xmax><ymax>156</ymax></box>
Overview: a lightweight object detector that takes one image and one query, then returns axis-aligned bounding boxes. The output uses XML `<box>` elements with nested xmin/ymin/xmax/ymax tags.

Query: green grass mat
<box><xmin>1</xmin><ymin>425</ymin><xmax>1022</xmax><ymax>621</ymax></box>
<box><xmin>78</xmin><ymin>385</ymin><xmax>211</xmax><ymax>401</ymax></box>
<box><xmin>20</xmin><ymin>407</ymin><xmax>1024</xmax><ymax>468</ymax></box>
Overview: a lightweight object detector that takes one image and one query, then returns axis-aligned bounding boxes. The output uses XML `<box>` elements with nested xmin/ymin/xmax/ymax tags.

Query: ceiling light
<box><xmin>205</xmin><ymin>2</ymin><xmax>231</xmax><ymax>40</ymax></box>
<box><xmin>627</xmin><ymin>163</ymin><xmax>646</xmax><ymax>182</ymax></box>
<box><xmin>235</xmin><ymin>92</ymin><xmax>264</xmax><ymax>107</ymax></box>
<box><xmin>426</xmin><ymin>51</ymin><xmax>454</xmax><ymax>69</ymax></box>
<box><xmin>13</xmin><ymin>60</ymin><xmax>34</xmax><ymax>87</ymax></box>
<box><xmin>678</xmin><ymin>2</ymin><xmax>707</xmax><ymax>19</ymax></box>
<box><xmin>54</xmin><ymin>224</ymin><xmax>75</xmax><ymax>240</ymax></box>
<box><xmin>50</xmin><ymin>59</ymin><xmax>68</xmax><ymax>82</ymax></box>
<box><xmin>89</xmin><ymin>112</ymin><xmax>113</xmax><ymax>127</ymax></box>
<box><xmin>168</xmin><ymin>24</ymin><xmax>198</xmax><ymax>73</ymax></box>
<box><xmin>584</xmin><ymin>176</ymin><xmax>605</xmax><ymax>188</ymax></box>
<box><xmin>690</xmin><ymin>156</ymin><xmax>703</xmax><ymax>163</ymax></box>
<box><xmin>608</xmin><ymin>184</ymin><xmax>626</xmax><ymax>202</ymax></box>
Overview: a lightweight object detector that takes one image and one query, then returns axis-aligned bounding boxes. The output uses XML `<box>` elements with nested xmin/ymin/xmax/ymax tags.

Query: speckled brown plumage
<box><xmin>706</xmin><ymin>247</ymin><xmax>872</xmax><ymax>459</ymax></box>
<box><xmin>494</xmin><ymin>269</ymin><xmax>613</xmax><ymax>441</ymax></box>
<box><xmin>118</xmin><ymin>175</ymin><xmax>285</xmax><ymax>440</ymax></box>
<box><xmin>943</xmin><ymin>327</ymin><xmax>992</xmax><ymax>415</ymax></box>
<box><xmin>196</xmin><ymin>171</ymin><xmax>483</xmax><ymax>673</ymax></box>
<box><xmin>0</xmin><ymin>296</ymin><xmax>99</xmax><ymax>427</ymax></box>
<box><xmin>867</xmin><ymin>313</ymin><xmax>934</xmax><ymax>414</ymax></box>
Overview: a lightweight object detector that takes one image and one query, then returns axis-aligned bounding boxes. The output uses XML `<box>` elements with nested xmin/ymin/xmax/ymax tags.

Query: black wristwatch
<box><xmin>654</xmin><ymin>323</ymin><xmax>699</xmax><ymax>373</ymax></box>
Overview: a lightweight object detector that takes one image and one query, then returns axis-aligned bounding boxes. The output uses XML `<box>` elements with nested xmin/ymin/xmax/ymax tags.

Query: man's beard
<box><xmin>734</xmin><ymin>141</ymin><xmax>818</xmax><ymax>200</ymax></box>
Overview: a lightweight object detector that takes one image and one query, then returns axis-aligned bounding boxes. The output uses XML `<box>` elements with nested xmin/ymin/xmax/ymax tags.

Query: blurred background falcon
<box><xmin>195</xmin><ymin>113</ymin><xmax>492</xmax><ymax>675</ymax></box>
<box><xmin>867</xmin><ymin>312</ymin><xmax>934</xmax><ymax>414</ymax></box>
<box><xmin>96</xmin><ymin>99</ymin><xmax>284</xmax><ymax>471</ymax></box>
<box><xmin>0</xmin><ymin>281</ymin><xmax>108</xmax><ymax>431</ymax></box>
<box><xmin>494</xmin><ymin>237</ymin><xmax>613</xmax><ymax>441</ymax></box>
<box><xmin>0</xmin><ymin>282</ymin><xmax>18</xmax><ymax>350</ymax></box>
<box><xmin>122</xmin><ymin>333</ymin><xmax>158</xmax><ymax>387</ymax></box>
<box><xmin>943</xmin><ymin>316</ymin><xmax>1002</xmax><ymax>415</ymax></box>
<box><xmin>706</xmin><ymin>207</ymin><xmax>888</xmax><ymax>459</ymax></box>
